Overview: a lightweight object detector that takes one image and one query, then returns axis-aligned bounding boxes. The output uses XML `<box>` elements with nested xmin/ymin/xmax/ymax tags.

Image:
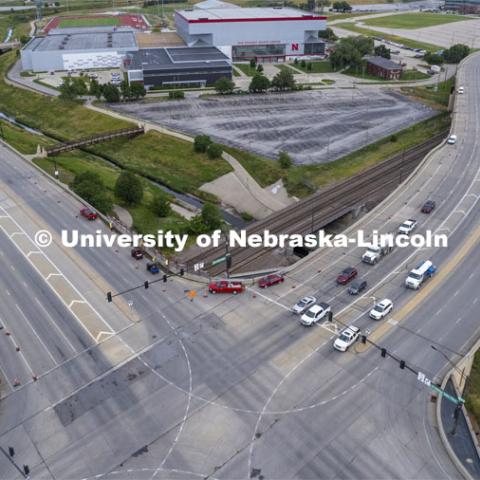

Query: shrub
<box><xmin>194</xmin><ymin>134</ymin><xmax>212</xmax><ymax>153</ymax></box>
<box><xmin>114</xmin><ymin>171</ymin><xmax>144</xmax><ymax>205</ymax></box>
<box><xmin>207</xmin><ymin>143</ymin><xmax>223</xmax><ymax>159</ymax></box>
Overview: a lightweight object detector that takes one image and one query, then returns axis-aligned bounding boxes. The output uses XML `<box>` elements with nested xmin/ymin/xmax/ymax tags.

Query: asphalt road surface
<box><xmin>109</xmin><ymin>89</ymin><xmax>435</xmax><ymax>165</ymax></box>
<box><xmin>0</xmin><ymin>52</ymin><xmax>478</xmax><ymax>480</ymax></box>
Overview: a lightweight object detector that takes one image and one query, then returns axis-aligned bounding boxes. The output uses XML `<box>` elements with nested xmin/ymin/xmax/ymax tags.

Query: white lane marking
<box><xmin>34</xmin><ymin>297</ymin><xmax>77</xmax><ymax>353</ymax></box>
<box><xmin>15</xmin><ymin>304</ymin><xmax>58</xmax><ymax>366</ymax></box>
<box><xmin>455</xmin><ymin>318</ymin><xmax>463</xmax><ymax>325</ymax></box>
<box><xmin>474</xmin><ymin>297</ymin><xmax>479</xmax><ymax>305</ymax></box>
<box><xmin>246</xmin><ymin>287</ymin><xmax>291</xmax><ymax>311</ymax></box>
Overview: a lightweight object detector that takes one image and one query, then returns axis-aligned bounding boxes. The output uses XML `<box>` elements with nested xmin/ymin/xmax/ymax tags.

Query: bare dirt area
<box><xmin>110</xmin><ymin>89</ymin><xmax>435</xmax><ymax>165</ymax></box>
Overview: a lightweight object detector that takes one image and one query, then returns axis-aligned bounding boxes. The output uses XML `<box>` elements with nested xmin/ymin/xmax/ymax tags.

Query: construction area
<box><xmin>109</xmin><ymin>89</ymin><xmax>436</xmax><ymax>165</ymax></box>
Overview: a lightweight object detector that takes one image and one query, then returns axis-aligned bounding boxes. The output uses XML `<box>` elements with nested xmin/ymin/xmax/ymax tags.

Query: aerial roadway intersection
<box><xmin>0</xmin><ymin>43</ymin><xmax>479</xmax><ymax>480</ymax></box>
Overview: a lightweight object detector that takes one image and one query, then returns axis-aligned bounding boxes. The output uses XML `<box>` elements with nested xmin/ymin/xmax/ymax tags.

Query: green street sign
<box><xmin>430</xmin><ymin>384</ymin><xmax>465</xmax><ymax>405</ymax></box>
<box><xmin>212</xmin><ymin>256</ymin><xmax>226</xmax><ymax>266</ymax></box>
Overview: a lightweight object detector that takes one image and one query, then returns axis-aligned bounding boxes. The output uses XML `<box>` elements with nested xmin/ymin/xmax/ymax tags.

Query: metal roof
<box><xmin>126</xmin><ymin>46</ymin><xmax>231</xmax><ymax>71</ymax></box>
<box><xmin>367</xmin><ymin>56</ymin><xmax>402</xmax><ymax>70</ymax></box>
<box><xmin>177</xmin><ymin>7</ymin><xmax>324</xmax><ymax>21</ymax></box>
<box><xmin>23</xmin><ymin>30</ymin><xmax>137</xmax><ymax>52</ymax></box>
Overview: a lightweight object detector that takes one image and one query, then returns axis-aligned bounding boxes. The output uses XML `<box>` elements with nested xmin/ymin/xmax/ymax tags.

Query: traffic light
<box><xmin>180</xmin><ymin>268</ymin><xmax>184</xmax><ymax>276</ymax></box>
<box><xmin>144</xmin><ymin>281</ymin><xmax>149</xmax><ymax>289</ymax></box>
<box><xmin>361</xmin><ymin>335</ymin><xmax>367</xmax><ymax>344</ymax></box>
<box><xmin>327</xmin><ymin>311</ymin><xmax>333</xmax><ymax>322</ymax></box>
<box><xmin>400</xmin><ymin>360</ymin><xmax>406</xmax><ymax>369</ymax></box>
<box><xmin>163</xmin><ymin>274</ymin><xmax>167</xmax><ymax>283</ymax></box>
<box><xmin>381</xmin><ymin>348</ymin><xmax>387</xmax><ymax>358</ymax></box>
<box><xmin>107</xmin><ymin>292</ymin><xmax>112</xmax><ymax>303</ymax></box>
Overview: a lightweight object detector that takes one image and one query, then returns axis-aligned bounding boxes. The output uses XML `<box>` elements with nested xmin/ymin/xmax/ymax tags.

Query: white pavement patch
<box><xmin>0</xmin><ymin>206</ymin><xmax>114</xmax><ymax>343</ymax></box>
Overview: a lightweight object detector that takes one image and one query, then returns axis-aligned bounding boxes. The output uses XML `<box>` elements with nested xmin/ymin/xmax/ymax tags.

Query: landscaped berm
<box><xmin>43</xmin><ymin>14</ymin><xmax>149</xmax><ymax>33</ymax></box>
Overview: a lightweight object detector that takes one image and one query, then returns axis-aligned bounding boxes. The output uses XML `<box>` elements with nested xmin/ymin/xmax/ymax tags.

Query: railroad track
<box><xmin>181</xmin><ymin>131</ymin><xmax>447</xmax><ymax>277</ymax></box>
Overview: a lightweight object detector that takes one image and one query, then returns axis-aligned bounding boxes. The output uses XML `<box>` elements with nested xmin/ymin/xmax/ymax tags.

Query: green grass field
<box><xmin>57</xmin><ymin>17</ymin><xmax>121</xmax><ymax>28</ymax></box>
<box><xmin>363</xmin><ymin>12</ymin><xmax>472</xmax><ymax>30</ymax></box>
<box><xmin>294</xmin><ymin>61</ymin><xmax>335</xmax><ymax>74</ymax></box>
<box><xmin>234</xmin><ymin>64</ymin><xmax>260</xmax><ymax>77</ymax></box>
<box><xmin>335</xmin><ymin>22</ymin><xmax>442</xmax><ymax>52</ymax></box>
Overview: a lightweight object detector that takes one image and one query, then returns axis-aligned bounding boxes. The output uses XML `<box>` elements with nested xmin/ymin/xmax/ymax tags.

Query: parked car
<box><xmin>208</xmin><ymin>280</ymin><xmax>244</xmax><ymax>295</ymax></box>
<box><xmin>458</xmin><ymin>86</ymin><xmax>464</xmax><ymax>94</ymax></box>
<box><xmin>333</xmin><ymin>325</ymin><xmax>361</xmax><ymax>352</ymax></box>
<box><xmin>131</xmin><ymin>247</ymin><xmax>144</xmax><ymax>260</ymax></box>
<box><xmin>398</xmin><ymin>219</ymin><xmax>417</xmax><ymax>235</ymax></box>
<box><xmin>291</xmin><ymin>296</ymin><xmax>317</xmax><ymax>315</ymax></box>
<box><xmin>336</xmin><ymin>267</ymin><xmax>358</xmax><ymax>285</ymax></box>
<box><xmin>258</xmin><ymin>273</ymin><xmax>284</xmax><ymax>288</ymax></box>
<box><xmin>369</xmin><ymin>299</ymin><xmax>393</xmax><ymax>320</ymax></box>
<box><xmin>421</xmin><ymin>200</ymin><xmax>436</xmax><ymax>214</ymax></box>
<box><xmin>300</xmin><ymin>302</ymin><xmax>331</xmax><ymax>326</ymax></box>
<box><xmin>348</xmin><ymin>279</ymin><xmax>367</xmax><ymax>295</ymax></box>
<box><xmin>80</xmin><ymin>207</ymin><xmax>97</xmax><ymax>221</ymax></box>
<box><xmin>447</xmin><ymin>134</ymin><xmax>457</xmax><ymax>145</ymax></box>
<box><xmin>146</xmin><ymin>262</ymin><xmax>160</xmax><ymax>274</ymax></box>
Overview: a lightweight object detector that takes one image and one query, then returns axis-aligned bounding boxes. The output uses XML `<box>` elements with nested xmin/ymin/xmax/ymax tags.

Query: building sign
<box><xmin>291</xmin><ymin>43</ymin><xmax>299</xmax><ymax>51</ymax></box>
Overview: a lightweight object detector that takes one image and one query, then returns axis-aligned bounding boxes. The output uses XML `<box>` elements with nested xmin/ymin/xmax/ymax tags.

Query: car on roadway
<box><xmin>258</xmin><ymin>273</ymin><xmax>284</xmax><ymax>288</ymax></box>
<box><xmin>447</xmin><ymin>134</ymin><xmax>457</xmax><ymax>145</ymax></box>
<box><xmin>333</xmin><ymin>325</ymin><xmax>361</xmax><ymax>352</ymax></box>
<box><xmin>458</xmin><ymin>86</ymin><xmax>464</xmax><ymax>94</ymax></box>
<box><xmin>369</xmin><ymin>299</ymin><xmax>393</xmax><ymax>320</ymax></box>
<box><xmin>80</xmin><ymin>207</ymin><xmax>97</xmax><ymax>221</ymax></box>
<box><xmin>300</xmin><ymin>302</ymin><xmax>331</xmax><ymax>326</ymax></box>
<box><xmin>398</xmin><ymin>219</ymin><xmax>417</xmax><ymax>235</ymax></box>
<box><xmin>208</xmin><ymin>280</ymin><xmax>244</xmax><ymax>295</ymax></box>
<box><xmin>292</xmin><ymin>296</ymin><xmax>317</xmax><ymax>315</ymax></box>
<box><xmin>131</xmin><ymin>247</ymin><xmax>144</xmax><ymax>260</ymax></box>
<box><xmin>336</xmin><ymin>267</ymin><xmax>358</xmax><ymax>285</ymax></box>
<box><xmin>146</xmin><ymin>262</ymin><xmax>160</xmax><ymax>274</ymax></box>
<box><xmin>421</xmin><ymin>200</ymin><xmax>436</xmax><ymax>214</ymax></box>
<box><xmin>348</xmin><ymin>279</ymin><xmax>367</xmax><ymax>295</ymax></box>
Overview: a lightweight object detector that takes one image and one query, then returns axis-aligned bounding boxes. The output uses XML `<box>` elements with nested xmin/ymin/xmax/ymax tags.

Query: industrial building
<box><xmin>444</xmin><ymin>0</ymin><xmax>480</xmax><ymax>12</ymax></box>
<box><xmin>21</xmin><ymin>27</ymin><xmax>138</xmax><ymax>72</ymax></box>
<box><xmin>124</xmin><ymin>46</ymin><xmax>232</xmax><ymax>88</ymax></box>
<box><xmin>175</xmin><ymin>3</ymin><xmax>327</xmax><ymax>62</ymax></box>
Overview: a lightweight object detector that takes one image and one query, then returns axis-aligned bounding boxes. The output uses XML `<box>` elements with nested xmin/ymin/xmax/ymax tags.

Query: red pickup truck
<box><xmin>208</xmin><ymin>280</ymin><xmax>244</xmax><ymax>295</ymax></box>
<box><xmin>80</xmin><ymin>207</ymin><xmax>97</xmax><ymax>221</ymax></box>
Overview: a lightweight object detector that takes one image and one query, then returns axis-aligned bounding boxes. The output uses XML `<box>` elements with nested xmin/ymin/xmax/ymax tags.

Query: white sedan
<box><xmin>334</xmin><ymin>326</ymin><xmax>361</xmax><ymax>352</ymax></box>
<box><xmin>300</xmin><ymin>302</ymin><xmax>331</xmax><ymax>326</ymax></box>
<box><xmin>447</xmin><ymin>134</ymin><xmax>457</xmax><ymax>145</ymax></box>
<box><xmin>369</xmin><ymin>299</ymin><xmax>393</xmax><ymax>320</ymax></box>
<box><xmin>292</xmin><ymin>296</ymin><xmax>316</xmax><ymax>315</ymax></box>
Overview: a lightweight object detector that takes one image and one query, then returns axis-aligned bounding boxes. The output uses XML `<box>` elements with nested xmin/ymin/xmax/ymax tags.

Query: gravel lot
<box><xmin>110</xmin><ymin>89</ymin><xmax>435</xmax><ymax>165</ymax></box>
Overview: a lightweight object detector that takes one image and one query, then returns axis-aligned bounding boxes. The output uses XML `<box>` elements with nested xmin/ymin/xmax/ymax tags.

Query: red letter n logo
<box><xmin>291</xmin><ymin>43</ymin><xmax>299</xmax><ymax>51</ymax></box>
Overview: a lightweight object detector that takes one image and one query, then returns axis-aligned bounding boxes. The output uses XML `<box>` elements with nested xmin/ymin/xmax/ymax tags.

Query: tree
<box><xmin>89</xmin><ymin>78</ymin><xmax>102</xmax><ymax>99</ymax></box>
<box><xmin>442</xmin><ymin>44</ymin><xmax>470</xmax><ymax>64</ymax></box>
<box><xmin>351</xmin><ymin>35</ymin><xmax>374</xmax><ymax>56</ymax></box>
<box><xmin>271</xmin><ymin>69</ymin><xmax>296</xmax><ymax>91</ymax></box>
<box><xmin>103</xmin><ymin>83</ymin><xmax>121</xmax><ymax>103</ymax></box>
<box><xmin>207</xmin><ymin>143</ymin><xmax>223</xmax><ymax>159</ymax></box>
<box><xmin>201</xmin><ymin>203</ymin><xmax>223</xmax><ymax>230</ymax></box>
<box><xmin>120</xmin><ymin>80</ymin><xmax>132</xmax><ymax>101</ymax></box>
<box><xmin>71</xmin><ymin>171</ymin><xmax>112</xmax><ymax>213</ymax></box>
<box><xmin>301</xmin><ymin>59</ymin><xmax>306</xmax><ymax>68</ymax></box>
<box><xmin>332</xmin><ymin>0</ymin><xmax>352</xmax><ymax>11</ymax></box>
<box><xmin>130</xmin><ymin>82</ymin><xmax>146</xmax><ymax>100</ymax></box>
<box><xmin>150</xmin><ymin>195</ymin><xmax>172</xmax><ymax>217</ymax></box>
<box><xmin>317</xmin><ymin>0</ymin><xmax>331</xmax><ymax>12</ymax></box>
<box><xmin>329</xmin><ymin>37</ymin><xmax>364</xmax><ymax>71</ymax></box>
<box><xmin>304</xmin><ymin>0</ymin><xmax>316</xmax><ymax>11</ymax></box>
<box><xmin>256</xmin><ymin>64</ymin><xmax>264</xmax><ymax>73</ymax></box>
<box><xmin>249</xmin><ymin>58</ymin><xmax>256</xmax><ymax>69</ymax></box>
<box><xmin>278</xmin><ymin>151</ymin><xmax>293</xmax><ymax>169</ymax></box>
<box><xmin>59</xmin><ymin>77</ymin><xmax>78</xmax><ymax>101</ymax></box>
<box><xmin>194</xmin><ymin>134</ymin><xmax>212</xmax><ymax>153</ymax></box>
<box><xmin>168</xmin><ymin>90</ymin><xmax>185</xmax><ymax>99</ymax></box>
<box><xmin>306</xmin><ymin>62</ymin><xmax>313</xmax><ymax>71</ymax></box>
<box><xmin>249</xmin><ymin>74</ymin><xmax>270</xmax><ymax>93</ymax></box>
<box><xmin>214</xmin><ymin>76</ymin><xmax>235</xmax><ymax>94</ymax></box>
<box><xmin>319</xmin><ymin>27</ymin><xmax>337</xmax><ymax>41</ymax></box>
<box><xmin>424</xmin><ymin>52</ymin><xmax>444</xmax><ymax>65</ymax></box>
<box><xmin>374</xmin><ymin>44</ymin><xmax>391</xmax><ymax>59</ymax></box>
<box><xmin>114</xmin><ymin>171</ymin><xmax>143</xmax><ymax>205</ymax></box>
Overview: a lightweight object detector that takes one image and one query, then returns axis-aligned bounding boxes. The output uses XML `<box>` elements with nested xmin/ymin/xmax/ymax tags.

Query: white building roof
<box><xmin>177</xmin><ymin>6</ymin><xmax>325</xmax><ymax>21</ymax></box>
<box><xmin>193</xmin><ymin>0</ymin><xmax>240</xmax><ymax>9</ymax></box>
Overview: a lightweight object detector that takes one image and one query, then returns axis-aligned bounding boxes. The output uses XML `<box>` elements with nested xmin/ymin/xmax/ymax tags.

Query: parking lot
<box><xmin>110</xmin><ymin>89</ymin><xmax>435</xmax><ymax>165</ymax></box>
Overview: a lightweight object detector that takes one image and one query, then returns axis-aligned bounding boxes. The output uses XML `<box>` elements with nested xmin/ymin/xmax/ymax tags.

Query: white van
<box><xmin>405</xmin><ymin>260</ymin><xmax>436</xmax><ymax>289</ymax></box>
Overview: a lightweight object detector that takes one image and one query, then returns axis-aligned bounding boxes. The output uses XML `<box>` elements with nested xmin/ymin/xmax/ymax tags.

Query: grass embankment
<box><xmin>465</xmin><ymin>352</ymin><xmax>480</xmax><ymax>427</ymax></box>
<box><xmin>363</xmin><ymin>12</ymin><xmax>473</xmax><ymax>29</ymax></box>
<box><xmin>286</xmin><ymin>61</ymin><xmax>335</xmax><ymax>74</ymax></box>
<box><xmin>0</xmin><ymin>120</ymin><xmax>53</xmax><ymax>154</ymax></box>
<box><xmin>335</xmin><ymin>22</ymin><xmax>441</xmax><ymax>52</ymax></box>
<box><xmin>234</xmin><ymin>64</ymin><xmax>259</xmax><ymax>77</ymax></box>
<box><xmin>0</xmin><ymin>12</ymin><xmax>34</xmax><ymax>42</ymax></box>
<box><xmin>402</xmin><ymin>77</ymin><xmax>455</xmax><ymax>108</ymax></box>
<box><xmin>0</xmin><ymin>51</ymin><xmax>232</xmax><ymax>193</ymax></box>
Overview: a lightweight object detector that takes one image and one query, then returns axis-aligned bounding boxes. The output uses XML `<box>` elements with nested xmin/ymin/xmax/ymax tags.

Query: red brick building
<box><xmin>366</xmin><ymin>56</ymin><xmax>403</xmax><ymax>80</ymax></box>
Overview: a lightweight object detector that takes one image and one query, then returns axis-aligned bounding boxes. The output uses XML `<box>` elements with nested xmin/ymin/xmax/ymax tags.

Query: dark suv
<box><xmin>421</xmin><ymin>200</ymin><xmax>436</xmax><ymax>214</ymax></box>
<box><xmin>348</xmin><ymin>279</ymin><xmax>367</xmax><ymax>295</ymax></box>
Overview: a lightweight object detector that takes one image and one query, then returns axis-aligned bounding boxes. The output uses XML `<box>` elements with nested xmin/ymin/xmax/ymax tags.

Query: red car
<box><xmin>80</xmin><ymin>207</ymin><xmax>97</xmax><ymax>220</ymax></box>
<box><xmin>336</xmin><ymin>267</ymin><xmax>358</xmax><ymax>285</ymax></box>
<box><xmin>259</xmin><ymin>274</ymin><xmax>284</xmax><ymax>288</ymax></box>
<box><xmin>208</xmin><ymin>281</ymin><xmax>244</xmax><ymax>295</ymax></box>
